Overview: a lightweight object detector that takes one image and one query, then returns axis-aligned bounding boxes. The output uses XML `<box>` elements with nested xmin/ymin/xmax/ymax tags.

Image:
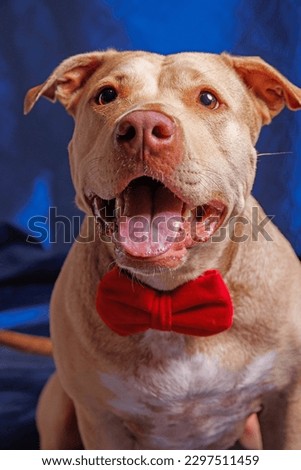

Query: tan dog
<box><xmin>23</xmin><ymin>50</ymin><xmax>301</xmax><ymax>450</ymax></box>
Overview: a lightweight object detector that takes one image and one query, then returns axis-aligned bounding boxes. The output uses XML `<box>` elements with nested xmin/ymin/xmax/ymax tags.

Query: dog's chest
<box><xmin>100</xmin><ymin>338</ymin><xmax>277</xmax><ymax>449</ymax></box>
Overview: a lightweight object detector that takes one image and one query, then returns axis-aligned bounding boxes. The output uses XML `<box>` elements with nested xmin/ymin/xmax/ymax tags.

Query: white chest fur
<box><xmin>100</xmin><ymin>340</ymin><xmax>277</xmax><ymax>449</ymax></box>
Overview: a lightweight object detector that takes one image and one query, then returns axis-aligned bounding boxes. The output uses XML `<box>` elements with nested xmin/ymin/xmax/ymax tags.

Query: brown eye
<box><xmin>199</xmin><ymin>91</ymin><xmax>219</xmax><ymax>109</ymax></box>
<box><xmin>96</xmin><ymin>87</ymin><xmax>118</xmax><ymax>105</ymax></box>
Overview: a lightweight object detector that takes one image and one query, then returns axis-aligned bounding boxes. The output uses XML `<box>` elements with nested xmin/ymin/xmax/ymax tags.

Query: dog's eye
<box><xmin>199</xmin><ymin>92</ymin><xmax>219</xmax><ymax>110</ymax></box>
<box><xmin>96</xmin><ymin>87</ymin><xmax>118</xmax><ymax>105</ymax></box>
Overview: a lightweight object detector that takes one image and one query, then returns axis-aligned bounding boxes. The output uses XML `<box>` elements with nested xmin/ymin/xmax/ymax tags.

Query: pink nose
<box><xmin>115</xmin><ymin>110</ymin><xmax>177</xmax><ymax>158</ymax></box>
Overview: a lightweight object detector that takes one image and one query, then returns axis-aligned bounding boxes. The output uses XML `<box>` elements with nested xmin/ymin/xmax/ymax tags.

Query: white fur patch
<box><xmin>118</xmin><ymin>58</ymin><xmax>160</xmax><ymax>98</ymax></box>
<box><xmin>100</xmin><ymin>348</ymin><xmax>277</xmax><ymax>449</ymax></box>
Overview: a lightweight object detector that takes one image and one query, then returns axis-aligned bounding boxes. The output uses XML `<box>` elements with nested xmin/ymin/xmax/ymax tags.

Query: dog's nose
<box><xmin>115</xmin><ymin>110</ymin><xmax>177</xmax><ymax>157</ymax></box>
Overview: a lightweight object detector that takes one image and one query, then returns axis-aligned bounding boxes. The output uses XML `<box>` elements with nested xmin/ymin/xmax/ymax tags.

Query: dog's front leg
<box><xmin>75</xmin><ymin>408</ymin><xmax>136</xmax><ymax>450</ymax></box>
<box><xmin>260</xmin><ymin>381</ymin><xmax>301</xmax><ymax>449</ymax></box>
<box><xmin>37</xmin><ymin>373</ymin><xmax>83</xmax><ymax>449</ymax></box>
<box><xmin>282</xmin><ymin>379</ymin><xmax>301</xmax><ymax>450</ymax></box>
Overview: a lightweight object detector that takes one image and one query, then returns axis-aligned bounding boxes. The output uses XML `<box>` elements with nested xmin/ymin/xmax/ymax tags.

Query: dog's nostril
<box><xmin>117</xmin><ymin>125</ymin><xmax>136</xmax><ymax>142</ymax></box>
<box><xmin>152</xmin><ymin>126</ymin><xmax>166</xmax><ymax>139</ymax></box>
<box><xmin>152</xmin><ymin>125</ymin><xmax>172</xmax><ymax>139</ymax></box>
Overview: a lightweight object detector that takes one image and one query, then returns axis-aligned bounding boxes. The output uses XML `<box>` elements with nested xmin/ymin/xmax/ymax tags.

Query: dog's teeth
<box><xmin>182</xmin><ymin>206</ymin><xmax>193</xmax><ymax>220</ymax></box>
<box><xmin>115</xmin><ymin>196</ymin><xmax>123</xmax><ymax>215</ymax></box>
<box><xmin>92</xmin><ymin>197</ymin><xmax>101</xmax><ymax>217</ymax></box>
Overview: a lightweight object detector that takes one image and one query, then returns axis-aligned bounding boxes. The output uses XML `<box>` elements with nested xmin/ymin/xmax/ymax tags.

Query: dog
<box><xmin>21</xmin><ymin>50</ymin><xmax>301</xmax><ymax>449</ymax></box>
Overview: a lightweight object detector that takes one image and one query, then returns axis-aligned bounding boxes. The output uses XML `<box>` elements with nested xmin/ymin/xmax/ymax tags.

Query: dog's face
<box><xmin>25</xmin><ymin>51</ymin><xmax>301</xmax><ymax>276</ymax></box>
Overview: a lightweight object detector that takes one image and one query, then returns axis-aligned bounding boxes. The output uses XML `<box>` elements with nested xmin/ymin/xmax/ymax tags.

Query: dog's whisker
<box><xmin>201</xmin><ymin>170</ymin><xmax>224</xmax><ymax>188</ymax></box>
<box><xmin>107</xmin><ymin>260</ymin><xmax>117</xmax><ymax>271</ymax></box>
<box><xmin>256</xmin><ymin>151</ymin><xmax>293</xmax><ymax>157</ymax></box>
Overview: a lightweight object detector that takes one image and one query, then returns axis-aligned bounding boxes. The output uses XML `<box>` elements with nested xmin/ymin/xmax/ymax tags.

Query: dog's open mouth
<box><xmin>89</xmin><ymin>177</ymin><xmax>226</xmax><ymax>261</ymax></box>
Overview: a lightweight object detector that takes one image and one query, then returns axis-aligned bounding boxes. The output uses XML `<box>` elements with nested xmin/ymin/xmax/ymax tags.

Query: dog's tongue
<box><xmin>118</xmin><ymin>181</ymin><xmax>183</xmax><ymax>257</ymax></box>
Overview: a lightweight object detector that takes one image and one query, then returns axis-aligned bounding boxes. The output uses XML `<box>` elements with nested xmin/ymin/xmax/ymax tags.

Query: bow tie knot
<box><xmin>96</xmin><ymin>267</ymin><xmax>233</xmax><ymax>337</ymax></box>
<box><xmin>150</xmin><ymin>293</ymin><xmax>173</xmax><ymax>331</ymax></box>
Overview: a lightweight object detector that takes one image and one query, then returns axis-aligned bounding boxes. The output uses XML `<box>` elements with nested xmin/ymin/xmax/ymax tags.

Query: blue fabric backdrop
<box><xmin>0</xmin><ymin>0</ymin><xmax>300</xmax><ymax>449</ymax></box>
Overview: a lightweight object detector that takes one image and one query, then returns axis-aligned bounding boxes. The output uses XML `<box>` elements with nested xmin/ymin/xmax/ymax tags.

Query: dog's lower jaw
<box><xmin>88</xmin><ymin>175</ymin><xmax>227</xmax><ymax>279</ymax></box>
<box><xmin>114</xmin><ymin>244</ymin><xmax>189</xmax><ymax>272</ymax></box>
<box><xmin>112</xmin><ymin>238</ymin><xmax>231</xmax><ymax>292</ymax></box>
<box><xmin>98</xmin><ymin>194</ymin><xmax>245</xmax><ymax>291</ymax></box>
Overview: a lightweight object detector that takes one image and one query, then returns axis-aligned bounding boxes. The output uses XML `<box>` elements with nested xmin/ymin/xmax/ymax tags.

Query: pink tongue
<box><xmin>118</xmin><ymin>183</ymin><xmax>183</xmax><ymax>257</ymax></box>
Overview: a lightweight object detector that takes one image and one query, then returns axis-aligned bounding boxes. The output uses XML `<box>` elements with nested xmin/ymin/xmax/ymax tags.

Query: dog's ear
<box><xmin>24</xmin><ymin>51</ymin><xmax>112</xmax><ymax>116</ymax></box>
<box><xmin>222</xmin><ymin>54</ymin><xmax>301</xmax><ymax>125</ymax></box>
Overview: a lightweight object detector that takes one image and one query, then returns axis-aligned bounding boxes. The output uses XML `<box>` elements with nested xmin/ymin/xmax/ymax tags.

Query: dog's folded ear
<box><xmin>222</xmin><ymin>54</ymin><xmax>301</xmax><ymax>125</ymax></box>
<box><xmin>24</xmin><ymin>51</ymin><xmax>112</xmax><ymax>116</ymax></box>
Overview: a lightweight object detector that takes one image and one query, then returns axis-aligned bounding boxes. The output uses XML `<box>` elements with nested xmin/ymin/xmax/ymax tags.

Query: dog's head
<box><xmin>25</xmin><ymin>50</ymin><xmax>301</xmax><ymax>277</ymax></box>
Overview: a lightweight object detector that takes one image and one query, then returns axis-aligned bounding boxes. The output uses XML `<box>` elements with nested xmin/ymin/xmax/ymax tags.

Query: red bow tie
<box><xmin>96</xmin><ymin>268</ymin><xmax>233</xmax><ymax>337</ymax></box>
